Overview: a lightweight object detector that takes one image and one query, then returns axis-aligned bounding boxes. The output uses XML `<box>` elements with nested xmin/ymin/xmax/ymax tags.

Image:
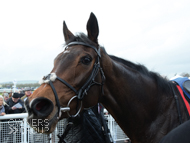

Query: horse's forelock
<box><xmin>64</xmin><ymin>33</ymin><xmax>97</xmax><ymax>48</ymax></box>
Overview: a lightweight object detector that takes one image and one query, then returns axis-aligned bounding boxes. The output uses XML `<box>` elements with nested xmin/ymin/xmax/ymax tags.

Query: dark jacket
<box><xmin>6</xmin><ymin>98</ymin><xmax>25</xmax><ymax>114</ymax></box>
<box><xmin>58</xmin><ymin>104</ymin><xmax>113</xmax><ymax>143</ymax></box>
<box><xmin>4</xmin><ymin>104</ymin><xmax>9</xmax><ymax>114</ymax></box>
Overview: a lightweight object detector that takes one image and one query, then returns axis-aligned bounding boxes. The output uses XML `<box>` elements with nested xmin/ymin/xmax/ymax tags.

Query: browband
<box><xmin>67</xmin><ymin>42</ymin><xmax>101</xmax><ymax>57</ymax></box>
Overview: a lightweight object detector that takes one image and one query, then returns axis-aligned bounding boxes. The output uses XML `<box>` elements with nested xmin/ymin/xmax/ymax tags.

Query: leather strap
<box><xmin>57</xmin><ymin>77</ymin><xmax>78</xmax><ymax>94</ymax></box>
<box><xmin>67</xmin><ymin>42</ymin><xmax>101</xmax><ymax>57</ymax></box>
<box><xmin>41</xmin><ymin>41</ymin><xmax>105</xmax><ymax>119</ymax></box>
<box><xmin>172</xmin><ymin>84</ymin><xmax>182</xmax><ymax>124</ymax></box>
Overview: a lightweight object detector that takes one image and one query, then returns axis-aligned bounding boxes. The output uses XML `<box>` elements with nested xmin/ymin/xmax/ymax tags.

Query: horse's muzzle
<box><xmin>25</xmin><ymin>97</ymin><xmax>54</xmax><ymax>118</ymax></box>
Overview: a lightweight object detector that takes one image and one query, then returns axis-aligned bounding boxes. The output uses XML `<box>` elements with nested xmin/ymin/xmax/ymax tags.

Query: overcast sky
<box><xmin>0</xmin><ymin>0</ymin><xmax>190</xmax><ymax>83</ymax></box>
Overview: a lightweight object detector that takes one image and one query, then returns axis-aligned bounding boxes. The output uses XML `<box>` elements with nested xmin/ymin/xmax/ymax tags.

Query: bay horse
<box><xmin>25</xmin><ymin>13</ymin><xmax>189</xmax><ymax>143</ymax></box>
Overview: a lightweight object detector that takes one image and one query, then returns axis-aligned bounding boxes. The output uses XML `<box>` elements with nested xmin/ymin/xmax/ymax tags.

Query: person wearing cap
<box><xmin>6</xmin><ymin>93</ymin><xmax>25</xmax><ymax>114</ymax></box>
<box><xmin>21</xmin><ymin>87</ymin><xmax>32</xmax><ymax>102</ymax></box>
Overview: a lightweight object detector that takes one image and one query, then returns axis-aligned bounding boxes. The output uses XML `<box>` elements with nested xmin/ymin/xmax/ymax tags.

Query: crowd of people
<box><xmin>0</xmin><ymin>88</ymin><xmax>32</xmax><ymax>142</ymax></box>
<box><xmin>0</xmin><ymin>87</ymin><xmax>32</xmax><ymax>116</ymax></box>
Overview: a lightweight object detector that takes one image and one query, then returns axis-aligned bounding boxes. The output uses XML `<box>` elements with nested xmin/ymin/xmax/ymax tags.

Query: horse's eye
<box><xmin>81</xmin><ymin>56</ymin><xmax>92</xmax><ymax>65</ymax></box>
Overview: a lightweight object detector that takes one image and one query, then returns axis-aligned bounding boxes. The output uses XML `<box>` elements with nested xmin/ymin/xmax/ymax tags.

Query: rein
<box><xmin>171</xmin><ymin>83</ymin><xmax>182</xmax><ymax>124</ymax></box>
<box><xmin>39</xmin><ymin>42</ymin><xmax>105</xmax><ymax>119</ymax></box>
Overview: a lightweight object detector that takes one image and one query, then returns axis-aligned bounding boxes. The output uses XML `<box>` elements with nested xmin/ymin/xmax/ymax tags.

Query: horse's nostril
<box><xmin>36</xmin><ymin>101</ymin><xmax>46</xmax><ymax>111</ymax></box>
<box><xmin>31</xmin><ymin>97</ymin><xmax>54</xmax><ymax>117</ymax></box>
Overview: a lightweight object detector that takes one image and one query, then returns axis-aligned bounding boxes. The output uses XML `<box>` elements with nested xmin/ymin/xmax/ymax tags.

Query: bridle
<box><xmin>39</xmin><ymin>42</ymin><xmax>105</xmax><ymax>119</ymax></box>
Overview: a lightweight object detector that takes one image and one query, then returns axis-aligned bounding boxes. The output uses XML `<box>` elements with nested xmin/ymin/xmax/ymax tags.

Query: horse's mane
<box><xmin>109</xmin><ymin>55</ymin><xmax>173</xmax><ymax>94</ymax></box>
<box><xmin>66</xmin><ymin>33</ymin><xmax>173</xmax><ymax>94</ymax></box>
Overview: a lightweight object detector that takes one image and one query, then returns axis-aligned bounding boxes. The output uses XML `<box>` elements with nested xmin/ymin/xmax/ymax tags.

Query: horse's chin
<box><xmin>27</xmin><ymin>112</ymin><xmax>59</xmax><ymax>134</ymax></box>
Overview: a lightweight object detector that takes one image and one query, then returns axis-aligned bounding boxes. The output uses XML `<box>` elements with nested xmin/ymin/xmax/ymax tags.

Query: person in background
<box><xmin>60</xmin><ymin>103</ymin><xmax>113</xmax><ymax>143</ymax></box>
<box><xmin>0</xmin><ymin>95</ymin><xmax>9</xmax><ymax>142</ymax></box>
<box><xmin>0</xmin><ymin>95</ymin><xmax>8</xmax><ymax>115</ymax></box>
<box><xmin>6</xmin><ymin>93</ymin><xmax>25</xmax><ymax>114</ymax></box>
<box><xmin>3</xmin><ymin>92</ymin><xmax>9</xmax><ymax>102</ymax></box>
<box><xmin>17</xmin><ymin>89</ymin><xmax>25</xmax><ymax>98</ymax></box>
<box><xmin>8</xmin><ymin>92</ymin><xmax>12</xmax><ymax>98</ymax></box>
<box><xmin>21</xmin><ymin>87</ymin><xmax>32</xmax><ymax>102</ymax></box>
<box><xmin>5</xmin><ymin>93</ymin><xmax>24</xmax><ymax>142</ymax></box>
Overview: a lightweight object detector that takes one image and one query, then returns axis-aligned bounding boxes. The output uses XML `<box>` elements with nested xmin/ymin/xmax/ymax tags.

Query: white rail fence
<box><xmin>0</xmin><ymin>113</ymin><xmax>128</xmax><ymax>143</ymax></box>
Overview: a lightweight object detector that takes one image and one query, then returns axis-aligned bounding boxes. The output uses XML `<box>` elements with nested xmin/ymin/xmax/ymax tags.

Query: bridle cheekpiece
<box><xmin>39</xmin><ymin>42</ymin><xmax>105</xmax><ymax>119</ymax></box>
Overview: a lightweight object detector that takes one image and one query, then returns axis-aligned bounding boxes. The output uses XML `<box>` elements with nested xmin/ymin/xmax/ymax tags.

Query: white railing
<box><xmin>105</xmin><ymin>115</ymin><xmax>129</xmax><ymax>142</ymax></box>
<box><xmin>0</xmin><ymin>113</ymin><xmax>128</xmax><ymax>143</ymax></box>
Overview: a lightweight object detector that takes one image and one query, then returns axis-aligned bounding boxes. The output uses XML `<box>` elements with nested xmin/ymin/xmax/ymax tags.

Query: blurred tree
<box><xmin>1</xmin><ymin>83</ymin><xmax>40</xmax><ymax>89</ymax></box>
<box><xmin>180</xmin><ymin>73</ymin><xmax>190</xmax><ymax>77</ymax></box>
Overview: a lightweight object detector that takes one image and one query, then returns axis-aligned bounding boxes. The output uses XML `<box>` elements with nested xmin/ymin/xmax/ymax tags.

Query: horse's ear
<box><xmin>63</xmin><ymin>21</ymin><xmax>74</xmax><ymax>42</ymax></box>
<box><xmin>87</xmin><ymin>12</ymin><xmax>99</xmax><ymax>44</ymax></box>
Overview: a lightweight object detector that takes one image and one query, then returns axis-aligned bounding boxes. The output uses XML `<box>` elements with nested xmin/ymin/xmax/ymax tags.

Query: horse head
<box><xmin>25</xmin><ymin>13</ymin><xmax>105</xmax><ymax>133</ymax></box>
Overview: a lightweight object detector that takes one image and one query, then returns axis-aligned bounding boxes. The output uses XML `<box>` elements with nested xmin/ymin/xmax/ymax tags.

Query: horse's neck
<box><xmin>101</xmin><ymin>57</ymin><xmax>154</xmax><ymax>122</ymax></box>
<box><xmin>100</xmin><ymin>55</ymin><xmax>185</xmax><ymax>142</ymax></box>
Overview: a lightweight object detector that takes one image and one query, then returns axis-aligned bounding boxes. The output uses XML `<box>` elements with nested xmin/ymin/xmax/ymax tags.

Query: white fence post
<box><xmin>23</xmin><ymin>117</ymin><xmax>27</xmax><ymax>143</ymax></box>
